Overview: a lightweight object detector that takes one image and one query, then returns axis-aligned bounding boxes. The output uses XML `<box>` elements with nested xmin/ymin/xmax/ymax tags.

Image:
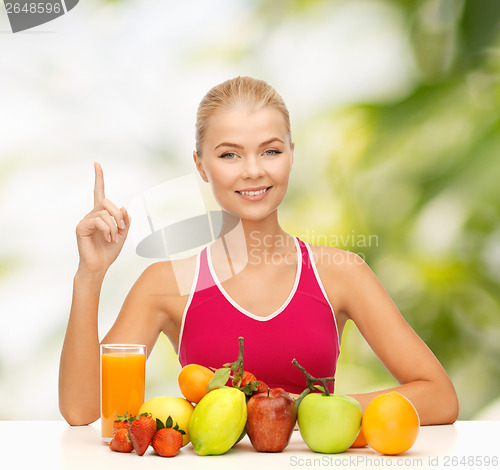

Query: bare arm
<box><xmin>59</xmin><ymin>163</ymin><xmax>131</xmax><ymax>425</ymax></box>
<box><xmin>59</xmin><ymin>271</ymin><xmax>104</xmax><ymax>425</ymax></box>
<box><xmin>323</xmin><ymin>250</ymin><xmax>459</xmax><ymax>425</ymax></box>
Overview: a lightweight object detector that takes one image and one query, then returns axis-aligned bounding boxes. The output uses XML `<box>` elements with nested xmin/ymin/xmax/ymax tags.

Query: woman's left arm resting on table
<box><xmin>330</xmin><ymin>251</ymin><xmax>459</xmax><ymax>425</ymax></box>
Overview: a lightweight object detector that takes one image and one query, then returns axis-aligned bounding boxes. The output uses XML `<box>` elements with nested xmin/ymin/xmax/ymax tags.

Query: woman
<box><xmin>59</xmin><ymin>76</ymin><xmax>459</xmax><ymax>426</ymax></box>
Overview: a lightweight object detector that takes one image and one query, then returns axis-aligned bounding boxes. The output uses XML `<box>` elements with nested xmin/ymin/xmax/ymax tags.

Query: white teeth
<box><xmin>240</xmin><ymin>188</ymin><xmax>267</xmax><ymax>196</ymax></box>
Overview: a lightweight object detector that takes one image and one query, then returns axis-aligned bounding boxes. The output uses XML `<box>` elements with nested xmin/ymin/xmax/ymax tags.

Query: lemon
<box><xmin>189</xmin><ymin>387</ymin><xmax>247</xmax><ymax>455</ymax></box>
<box><xmin>138</xmin><ymin>396</ymin><xmax>194</xmax><ymax>446</ymax></box>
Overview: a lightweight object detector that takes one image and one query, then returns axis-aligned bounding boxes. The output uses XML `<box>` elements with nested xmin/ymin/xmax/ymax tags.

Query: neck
<box><xmin>216</xmin><ymin>210</ymin><xmax>295</xmax><ymax>259</ymax></box>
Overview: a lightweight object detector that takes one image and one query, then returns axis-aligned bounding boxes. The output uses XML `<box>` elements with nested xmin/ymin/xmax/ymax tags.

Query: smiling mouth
<box><xmin>236</xmin><ymin>187</ymin><xmax>271</xmax><ymax>196</ymax></box>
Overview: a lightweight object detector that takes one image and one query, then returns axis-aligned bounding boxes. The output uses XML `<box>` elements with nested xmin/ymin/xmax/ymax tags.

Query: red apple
<box><xmin>245</xmin><ymin>388</ymin><xmax>297</xmax><ymax>452</ymax></box>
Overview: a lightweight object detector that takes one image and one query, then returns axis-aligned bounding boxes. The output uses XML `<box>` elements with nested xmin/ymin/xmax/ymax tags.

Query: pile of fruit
<box><xmin>110</xmin><ymin>412</ymin><xmax>185</xmax><ymax>457</ymax></box>
<box><xmin>108</xmin><ymin>337</ymin><xmax>420</xmax><ymax>457</ymax></box>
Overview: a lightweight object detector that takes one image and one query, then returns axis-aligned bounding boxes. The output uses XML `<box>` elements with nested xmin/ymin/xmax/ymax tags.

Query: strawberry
<box><xmin>240</xmin><ymin>371</ymin><xmax>257</xmax><ymax>386</ymax></box>
<box><xmin>152</xmin><ymin>415</ymin><xmax>186</xmax><ymax>457</ymax></box>
<box><xmin>109</xmin><ymin>428</ymin><xmax>133</xmax><ymax>453</ymax></box>
<box><xmin>152</xmin><ymin>428</ymin><xmax>183</xmax><ymax>457</ymax></box>
<box><xmin>128</xmin><ymin>413</ymin><xmax>156</xmax><ymax>456</ymax></box>
<box><xmin>240</xmin><ymin>371</ymin><xmax>269</xmax><ymax>395</ymax></box>
<box><xmin>256</xmin><ymin>380</ymin><xmax>270</xmax><ymax>394</ymax></box>
<box><xmin>240</xmin><ymin>371</ymin><xmax>258</xmax><ymax>394</ymax></box>
<box><xmin>112</xmin><ymin>412</ymin><xmax>130</xmax><ymax>436</ymax></box>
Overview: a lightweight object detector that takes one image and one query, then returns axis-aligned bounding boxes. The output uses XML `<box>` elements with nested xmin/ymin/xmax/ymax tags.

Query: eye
<box><xmin>218</xmin><ymin>152</ymin><xmax>237</xmax><ymax>160</ymax></box>
<box><xmin>264</xmin><ymin>149</ymin><xmax>282</xmax><ymax>156</ymax></box>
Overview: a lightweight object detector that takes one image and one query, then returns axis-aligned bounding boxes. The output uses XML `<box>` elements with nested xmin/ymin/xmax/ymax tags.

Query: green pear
<box><xmin>189</xmin><ymin>386</ymin><xmax>247</xmax><ymax>455</ymax></box>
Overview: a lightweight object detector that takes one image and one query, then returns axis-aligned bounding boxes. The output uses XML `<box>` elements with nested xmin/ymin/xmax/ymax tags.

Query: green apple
<box><xmin>298</xmin><ymin>393</ymin><xmax>362</xmax><ymax>453</ymax></box>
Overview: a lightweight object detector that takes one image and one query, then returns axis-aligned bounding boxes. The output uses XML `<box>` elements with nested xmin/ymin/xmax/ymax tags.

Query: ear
<box><xmin>289</xmin><ymin>142</ymin><xmax>295</xmax><ymax>170</ymax></box>
<box><xmin>193</xmin><ymin>150</ymin><xmax>209</xmax><ymax>183</ymax></box>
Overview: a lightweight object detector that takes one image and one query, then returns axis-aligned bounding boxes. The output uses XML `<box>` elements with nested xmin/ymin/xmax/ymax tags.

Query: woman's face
<box><xmin>194</xmin><ymin>106</ymin><xmax>294</xmax><ymax>222</ymax></box>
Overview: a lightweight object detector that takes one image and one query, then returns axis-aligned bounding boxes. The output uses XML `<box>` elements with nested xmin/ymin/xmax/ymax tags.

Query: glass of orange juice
<box><xmin>100</xmin><ymin>344</ymin><xmax>146</xmax><ymax>442</ymax></box>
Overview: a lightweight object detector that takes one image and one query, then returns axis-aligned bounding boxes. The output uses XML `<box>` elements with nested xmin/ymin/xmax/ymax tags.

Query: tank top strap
<box><xmin>295</xmin><ymin>238</ymin><xmax>333</xmax><ymax>307</ymax></box>
<box><xmin>296</xmin><ymin>237</ymin><xmax>317</xmax><ymax>284</ymax></box>
<box><xmin>195</xmin><ymin>245</ymin><xmax>217</xmax><ymax>292</ymax></box>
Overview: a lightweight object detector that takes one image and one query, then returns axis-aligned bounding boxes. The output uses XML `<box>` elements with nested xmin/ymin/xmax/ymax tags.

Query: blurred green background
<box><xmin>0</xmin><ymin>0</ymin><xmax>499</xmax><ymax>420</ymax></box>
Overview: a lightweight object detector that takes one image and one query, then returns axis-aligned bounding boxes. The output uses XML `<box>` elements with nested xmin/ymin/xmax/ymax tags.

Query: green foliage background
<box><xmin>277</xmin><ymin>0</ymin><xmax>500</xmax><ymax>419</ymax></box>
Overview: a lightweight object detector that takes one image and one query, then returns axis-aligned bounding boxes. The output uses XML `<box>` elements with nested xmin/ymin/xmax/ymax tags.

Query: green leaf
<box><xmin>241</xmin><ymin>380</ymin><xmax>259</xmax><ymax>396</ymax></box>
<box><xmin>165</xmin><ymin>415</ymin><xmax>173</xmax><ymax>428</ymax></box>
<box><xmin>116</xmin><ymin>411</ymin><xmax>129</xmax><ymax>421</ymax></box>
<box><xmin>314</xmin><ymin>384</ymin><xmax>327</xmax><ymax>395</ymax></box>
<box><xmin>156</xmin><ymin>418</ymin><xmax>164</xmax><ymax>431</ymax></box>
<box><xmin>207</xmin><ymin>367</ymin><xmax>231</xmax><ymax>391</ymax></box>
<box><xmin>173</xmin><ymin>423</ymin><xmax>186</xmax><ymax>435</ymax></box>
<box><xmin>224</xmin><ymin>360</ymin><xmax>241</xmax><ymax>376</ymax></box>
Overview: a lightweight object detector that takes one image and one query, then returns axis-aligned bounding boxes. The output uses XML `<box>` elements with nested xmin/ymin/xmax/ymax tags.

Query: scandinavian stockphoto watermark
<box><xmin>127</xmin><ymin>172</ymin><xmax>380</xmax><ymax>296</ymax></box>
<box><xmin>128</xmin><ymin>173</ymin><xmax>379</xmax><ymax>264</ymax></box>
<box><xmin>3</xmin><ymin>0</ymin><xmax>78</xmax><ymax>33</ymax></box>
<box><xmin>248</xmin><ymin>229</ymin><xmax>378</xmax><ymax>267</ymax></box>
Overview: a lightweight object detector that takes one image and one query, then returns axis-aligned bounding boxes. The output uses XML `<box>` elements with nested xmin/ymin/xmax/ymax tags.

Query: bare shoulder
<box><xmin>308</xmin><ymin>244</ymin><xmax>367</xmax><ymax>274</ymax></box>
<box><xmin>137</xmin><ymin>254</ymin><xmax>198</xmax><ymax>299</ymax></box>
<box><xmin>134</xmin><ymin>254</ymin><xmax>199</xmax><ymax>348</ymax></box>
<box><xmin>307</xmin><ymin>244</ymin><xmax>372</xmax><ymax>318</ymax></box>
<box><xmin>109</xmin><ymin>254</ymin><xmax>199</xmax><ymax>354</ymax></box>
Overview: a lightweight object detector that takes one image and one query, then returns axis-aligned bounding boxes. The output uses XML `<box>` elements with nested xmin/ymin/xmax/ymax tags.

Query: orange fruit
<box><xmin>362</xmin><ymin>391</ymin><xmax>420</xmax><ymax>455</ymax></box>
<box><xmin>350</xmin><ymin>425</ymin><xmax>368</xmax><ymax>448</ymax></box>
<box><xmin>178</xmin><ymin>364</ymin><xmax>215</xmax><ymax>404</ymax></box>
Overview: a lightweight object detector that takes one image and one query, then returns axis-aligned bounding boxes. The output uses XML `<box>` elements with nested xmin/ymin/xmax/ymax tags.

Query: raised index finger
<box><xmin>93</xmin><ymin>162</ymin><xmax>105</xmax><ymax>206</ymax></box>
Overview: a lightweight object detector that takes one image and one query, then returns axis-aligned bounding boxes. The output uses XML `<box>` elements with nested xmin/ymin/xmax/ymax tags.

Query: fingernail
<box><xmin>120</xmin><ymin>220</ymin><xmax>126</xmax><ymax>229</ymax></box>
<box><xmin>107</xmin><ymin>234</ymin><xmax>112</xmax><ymax>243</ymax></box>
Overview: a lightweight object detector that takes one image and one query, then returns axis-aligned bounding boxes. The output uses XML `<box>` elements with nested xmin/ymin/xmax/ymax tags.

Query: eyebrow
<box><xmin>214</xmin><ymin>137</ymin><xmax>285</xmax><ymax>151</ymax></box>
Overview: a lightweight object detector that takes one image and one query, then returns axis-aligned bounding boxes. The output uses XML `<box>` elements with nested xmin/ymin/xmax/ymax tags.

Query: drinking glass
<box><xmin>100</xmin><ymin>344</ymin><xmax>146</xmax><ymax>442</ymax></box>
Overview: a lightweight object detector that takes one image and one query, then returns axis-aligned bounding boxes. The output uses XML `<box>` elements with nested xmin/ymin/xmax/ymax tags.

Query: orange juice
<box><xmin>100</xmin><ymin>345</ymin><xmax>146</xmax><ymax>442</ymax></box>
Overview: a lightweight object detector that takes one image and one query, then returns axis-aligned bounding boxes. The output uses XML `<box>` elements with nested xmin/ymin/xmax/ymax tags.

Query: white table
<box><xmin>1</xmin><ymin>420</ymin><xmax>498</xmax><ymax>469</ymax></box>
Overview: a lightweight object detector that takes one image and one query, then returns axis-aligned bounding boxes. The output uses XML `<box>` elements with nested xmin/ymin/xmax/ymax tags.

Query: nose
<box><xmin>242</xmin><ymin>155</ymin><xmax>265</xmax><ymax>179</ymax></box>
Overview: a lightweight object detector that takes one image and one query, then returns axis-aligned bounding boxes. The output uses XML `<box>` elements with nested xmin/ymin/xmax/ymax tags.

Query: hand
<box><xmin>75</xmin><ymin>162</ymin><xmax>131</xmax><ymax>274</ymax></box>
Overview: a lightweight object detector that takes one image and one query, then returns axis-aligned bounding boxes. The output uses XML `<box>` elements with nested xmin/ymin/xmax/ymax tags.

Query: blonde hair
<box><xmin>195</xmin><ymin>76</ymin><xmax>291</xmax><ymax>155</ymax></box>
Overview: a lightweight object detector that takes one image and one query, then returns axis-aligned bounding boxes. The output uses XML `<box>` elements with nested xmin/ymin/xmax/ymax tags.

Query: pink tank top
<box><xmin>178</xmin><ymin>237</ymin><xmax>340</xmax><ymax>394</ymax></box>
